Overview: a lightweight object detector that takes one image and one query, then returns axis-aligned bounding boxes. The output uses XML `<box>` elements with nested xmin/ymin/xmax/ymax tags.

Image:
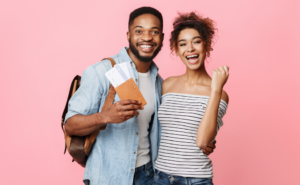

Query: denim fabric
<box><xmin>133</xmin><ymin>161</ymin><xmax>154</xmax><ymax>185</ymax></box>
<box><xmin>65</xmin><ymin>47</ymin><xmax>163</xmax><ymax>185</ymax></box>
<box><xmin>152</xmin><ymin>171</ymin><xmax>213</xmax><ymax>185</ymax></box>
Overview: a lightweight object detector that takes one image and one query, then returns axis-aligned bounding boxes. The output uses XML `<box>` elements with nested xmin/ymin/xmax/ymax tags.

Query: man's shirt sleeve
<box><xmin>64</xmin><ymin>66</ymin><xmax>103</xmax><ymax>124</ymax></box>
<box><xmin>157</xmin><ymin>73</ymin><xmax>164</xmax><ymax>103</ymax></box>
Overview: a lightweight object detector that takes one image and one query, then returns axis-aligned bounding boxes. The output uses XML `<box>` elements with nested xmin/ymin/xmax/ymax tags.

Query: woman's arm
<box><xmin>195</xmin><ymin>66</ymin><xmax>229</xmax><ymax>149</ymax></box>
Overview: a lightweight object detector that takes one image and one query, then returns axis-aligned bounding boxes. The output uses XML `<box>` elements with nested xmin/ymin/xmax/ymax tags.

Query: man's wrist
<box><xmin>96</xmin><ymin>111</ymin><xmax>110</xmax><ymax>126</ymax></box>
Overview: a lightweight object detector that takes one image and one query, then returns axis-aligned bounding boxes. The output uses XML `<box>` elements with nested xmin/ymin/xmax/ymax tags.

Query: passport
<box><xmin>105</xmin><ymin>62</ymin><xmax>147</xmax><ymax>106</ymax></box>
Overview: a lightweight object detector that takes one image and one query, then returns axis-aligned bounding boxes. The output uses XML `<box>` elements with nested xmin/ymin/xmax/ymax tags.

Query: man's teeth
<box><xmin>187</xmin><ymin>55</ymin><xmax>199</xmax><ymax>58</ymax></box>
<box><xmin>140</xmin><ymin>45</ymin><xmax>152</xmax><ymax>48</ymax></box>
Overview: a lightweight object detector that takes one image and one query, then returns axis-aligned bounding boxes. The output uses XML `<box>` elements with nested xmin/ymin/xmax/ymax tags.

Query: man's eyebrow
<box><xmin>152</xmin><ymin>27</ymin><xmax>160</xmax><ymax>30</ymax></box>
<box><xmin>134</xmin><ymin>25</ymin><xmax>143</xmax><ymax>29</ymax></box>
<box><xmin>133</xmin><ymin>26</ymin><xmax>161</xmax><ymax>30</ymax></box>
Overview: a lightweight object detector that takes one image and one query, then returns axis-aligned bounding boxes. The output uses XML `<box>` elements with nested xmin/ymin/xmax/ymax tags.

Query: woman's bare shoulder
<box><xmin>162</xmin><ymin>76</ymin><xmax>180</xmax><ymax>95</ymax></box>
<box><xmin>221</xmin><ymin>90</ymin><xmax>229</xmax><ymax>104</ymax></box>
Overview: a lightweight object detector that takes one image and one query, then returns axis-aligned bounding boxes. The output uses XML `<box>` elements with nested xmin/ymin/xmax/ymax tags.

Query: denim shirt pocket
<box><xmin>105</xmin><ymin>94</ymin><xmax>127</xmax><ymax>130</ymax></box>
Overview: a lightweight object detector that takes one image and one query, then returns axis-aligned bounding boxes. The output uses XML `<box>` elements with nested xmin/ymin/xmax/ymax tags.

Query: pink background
<box><xmin>1</xmin><ymin>0</ymin><xmax>299</xmax><ymax>184</ymax></box>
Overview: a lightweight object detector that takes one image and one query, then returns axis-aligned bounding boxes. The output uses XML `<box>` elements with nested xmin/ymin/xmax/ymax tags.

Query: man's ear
<box><xmin>127</xmin><ymin>31</ymin><xmax>130</xmax><ymax>42</ymax></box>
<box><xmin>161</xmin><ymin>33</ymin><xmax>164</xmax><ymax>42</ymax></box>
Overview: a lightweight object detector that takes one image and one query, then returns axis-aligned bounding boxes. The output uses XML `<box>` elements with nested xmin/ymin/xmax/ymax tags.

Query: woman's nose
<box><xmin>187</xmin><ymin>43</ymin><xmax>195</xmax><ymax>52</ymax></box>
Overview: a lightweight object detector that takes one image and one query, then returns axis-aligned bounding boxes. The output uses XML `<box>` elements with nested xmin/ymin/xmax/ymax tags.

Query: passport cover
<box><xmin>115</xmin><ymin>78</ymin><xmax>147</xmax><ymax>106</ymax></box>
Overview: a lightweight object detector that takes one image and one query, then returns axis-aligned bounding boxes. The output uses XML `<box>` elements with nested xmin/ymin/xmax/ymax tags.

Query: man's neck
<box><xmin>127</xmin><ymin>48</ymin><xmax>152</xmax><ymax>73</ymax></box>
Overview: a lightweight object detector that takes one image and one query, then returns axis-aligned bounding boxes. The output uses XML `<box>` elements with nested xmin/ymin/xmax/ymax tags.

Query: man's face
<box><xmin>127</xmin><ymin>14</ymin><xmax>164</xmax><ymax>62</ymax></box>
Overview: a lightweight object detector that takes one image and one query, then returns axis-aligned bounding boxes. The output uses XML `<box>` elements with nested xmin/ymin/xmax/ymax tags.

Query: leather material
<box><xmin>69</xmin><ymin>136</ymin><xmax>87</xmax><ymax>167</ymax></box>
<box><xmin>62</xmin><ymin>58</ymin><xmax>116</xmax><ymax>167</ymax></box>
<box><xmin>115</xmin><ymin>78</ymin><xmax>147</xmax><ymax>106</ymax></box>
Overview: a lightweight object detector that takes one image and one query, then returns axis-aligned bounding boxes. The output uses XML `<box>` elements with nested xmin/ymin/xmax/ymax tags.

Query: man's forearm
<box><xmin>65</xmin><ymin>112</ymin><xmax>109</xmax><ymax>136</ymax></box>
<box><xmin>65</xmin><ymin>100</ymin><xmax>142</xmax><ymax>136</ymax></box>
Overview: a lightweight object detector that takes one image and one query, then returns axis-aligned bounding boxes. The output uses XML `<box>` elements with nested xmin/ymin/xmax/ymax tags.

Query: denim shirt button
<box><xmin>131</xmin><ymin>169</ymin><xmax>134</xmax><ymax>171</ymax></box>
<box><xmin>133</xmin><ymin>151</ymin><xmax>136</xmax><ymax>154</ymax></box>
<box><xmin>136</xmin><ymin>133</ymin><xmax>138</xmax><ymax>135</ymax></box>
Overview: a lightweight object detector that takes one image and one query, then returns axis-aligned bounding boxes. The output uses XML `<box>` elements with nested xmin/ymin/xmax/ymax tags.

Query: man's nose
<box><xmin>141</xmin><ymin>31</ymin><xmax>153</xmax><ymax>41</ymax></box>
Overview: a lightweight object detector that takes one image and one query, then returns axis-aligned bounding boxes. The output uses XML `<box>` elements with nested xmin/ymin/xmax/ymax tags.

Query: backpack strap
<box><xmin>83</xmin><ymin>57</ymin><xmax>117</xmax><ymax>155</ymax></box>
<box><xmin>61</xmin><ymin>75</ymin><xmax>81</xmax><ymax>135</ymax></box>
<box><xmin>99</xmin><ymin>58</ymin><xmax>117</xmax><ymax>117</ymax></box>
<box><xmin>63</xmin><ymin>58</ymin><xmax>117</xmax><ymax>155</ymax></box>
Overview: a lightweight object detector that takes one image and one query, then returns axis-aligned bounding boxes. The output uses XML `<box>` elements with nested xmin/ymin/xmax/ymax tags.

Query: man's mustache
<box><xmin>136</xmin><ymin>42</ymin><xmax>157</xmax><ymax>47</ymax></box>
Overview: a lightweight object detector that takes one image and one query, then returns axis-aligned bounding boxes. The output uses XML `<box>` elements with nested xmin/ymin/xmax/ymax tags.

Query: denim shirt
<box><xmin>65</xmin><ymin>47</ymin><xmax>163</xmax><ymax>185</ymax></box>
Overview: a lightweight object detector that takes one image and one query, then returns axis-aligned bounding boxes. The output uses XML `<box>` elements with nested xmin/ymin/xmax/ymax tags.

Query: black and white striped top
<box><xmin>155</xmin><ymin>93</ymin><xmax>228</xmax><ymax>178</ymax></box>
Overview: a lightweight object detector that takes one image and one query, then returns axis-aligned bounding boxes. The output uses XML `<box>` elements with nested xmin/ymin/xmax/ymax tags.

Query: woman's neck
<box><xmin>183</xmin><ymin>64</ymin><xmax>210</xmax><ymax>86</ymax></box>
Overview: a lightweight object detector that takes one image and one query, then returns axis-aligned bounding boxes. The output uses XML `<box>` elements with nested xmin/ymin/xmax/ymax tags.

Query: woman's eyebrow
<box><xmin>193</xmin><ymin>36</ymin><xmax>201</xmax><ymax>39</ymax></box>
<box><xmin>179</xmin><ymin>36</ymin><xmax>202</xmax><ymax>43</ymax></box>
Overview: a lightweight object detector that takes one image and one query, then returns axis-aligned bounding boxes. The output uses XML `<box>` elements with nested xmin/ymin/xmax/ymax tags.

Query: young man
<box><xmin>64</xmin><ymin>7</ymin><xmax>215</xmax><ymax>185</ymax></box>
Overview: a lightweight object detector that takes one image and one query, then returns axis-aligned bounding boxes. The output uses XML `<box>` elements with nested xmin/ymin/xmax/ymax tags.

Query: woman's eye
<box><xmin>179</xmin><ymin>43</ymin><xmax>186</xmax><ymax>46</ymax></box>
<box><xmin>194</xmin><ymin>41</ymin><xmax>201</xmax><ymax>44</ymax></box>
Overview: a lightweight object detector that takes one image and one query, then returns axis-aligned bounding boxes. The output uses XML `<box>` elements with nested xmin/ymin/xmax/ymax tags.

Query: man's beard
<box><xmin>129</xmin><ymin>39</ymin><xmax>162</xmax><ymax>63</ymax></box>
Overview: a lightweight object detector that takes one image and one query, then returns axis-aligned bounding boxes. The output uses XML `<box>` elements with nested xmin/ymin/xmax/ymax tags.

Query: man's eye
<box><xmin>136</xmin><ymin>30</ymin><xmax>142</xmax><ymax>34</ymax></box>
<box><xmin>152</xmin><ymin>31</ymin><xmax>159</xmax><ymax>34</ymax></box>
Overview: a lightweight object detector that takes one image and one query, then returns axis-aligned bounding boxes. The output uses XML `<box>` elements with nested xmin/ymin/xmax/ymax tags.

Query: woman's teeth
<box><xmin>186</xmin><ymin>55</ymin><xmax>199</xmax><ymax>59</ymax></box>
<box><xmin>186</xmin><ymin>55</ymin><xmax>199</xmax><ymax>64</ymax></box>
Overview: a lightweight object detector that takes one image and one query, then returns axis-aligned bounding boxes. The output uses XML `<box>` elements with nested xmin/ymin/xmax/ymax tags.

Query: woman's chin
<box><xmin>183</xmin><ymin>59</ymin><xmax>201</xmax><ymax>69</ymax></box>
<box><xmin>187</xmin><ymin>58</ymin><xmax>199</xmax><ymax>64</ymax></box>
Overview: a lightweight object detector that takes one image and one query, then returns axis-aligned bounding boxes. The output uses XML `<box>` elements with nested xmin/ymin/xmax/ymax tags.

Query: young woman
<box><xmin>152</xmin><ymin>12</ymin><xmax>229</xmax><ymax>185</ymax></box>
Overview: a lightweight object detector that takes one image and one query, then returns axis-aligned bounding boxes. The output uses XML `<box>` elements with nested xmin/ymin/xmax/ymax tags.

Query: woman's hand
<box><xmin>211</xmin><ymin>66</ymin><xmax>229</xmax><ymax>92</ymax></box>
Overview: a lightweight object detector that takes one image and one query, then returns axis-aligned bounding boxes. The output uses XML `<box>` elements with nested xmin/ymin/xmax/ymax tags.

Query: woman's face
<box><xmin>176</xmin><ymin>28</ymin><xmax>206</xmax><ymax>70</ymax></box>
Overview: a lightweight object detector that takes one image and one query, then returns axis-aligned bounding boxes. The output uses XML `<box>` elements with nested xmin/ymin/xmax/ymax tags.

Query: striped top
<box><xmin>155</xmin><ymin>93</ymin><xmax>228</xmax><ymax>178</ymax></box>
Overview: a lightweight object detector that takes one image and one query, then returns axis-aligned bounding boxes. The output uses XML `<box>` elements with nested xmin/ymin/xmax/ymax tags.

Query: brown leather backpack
<box><xmin>61</xmin><ymin>58</ymin><xmax>116</xmax><ymax>167</ymax></box>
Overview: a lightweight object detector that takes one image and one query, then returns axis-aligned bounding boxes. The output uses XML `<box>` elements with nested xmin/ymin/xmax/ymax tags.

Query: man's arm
<box><xmin>64</xmin><ymin>64</ymin><xmax>143</xmax><ymax>136</ymax></box>
<box><xmin>202</xmin><ymin>141</ymin><xmax>216</xmax><ymax>155</ymax></box>
<box><xmin>65</xmin><ymin>100</ymin><xmax>143</xmax><ymax>136</ymax></box>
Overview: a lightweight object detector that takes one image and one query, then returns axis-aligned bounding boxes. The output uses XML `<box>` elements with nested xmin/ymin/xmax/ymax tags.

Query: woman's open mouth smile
<box><xmin>186</xmin><ymin>54</ymin><xmax>199</xmax><ymax>64</ymax></box>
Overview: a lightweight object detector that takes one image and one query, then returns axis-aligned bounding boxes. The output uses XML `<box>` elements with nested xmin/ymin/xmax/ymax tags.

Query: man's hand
<box><xmin>202</xmin><ymin>140</ymin><xmax>216</xmax><ymax>155</ymax></box>
<box><xmin>104</xmin><ymin>100</ymin><xmax>143</xmax><ymax>124</ymax></box>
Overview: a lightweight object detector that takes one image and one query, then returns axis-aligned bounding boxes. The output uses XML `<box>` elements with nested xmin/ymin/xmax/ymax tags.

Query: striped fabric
<box><xmin>155</xmin><ymin>93</ymin><xmax>228</xmax><ymax>178</ymax></box>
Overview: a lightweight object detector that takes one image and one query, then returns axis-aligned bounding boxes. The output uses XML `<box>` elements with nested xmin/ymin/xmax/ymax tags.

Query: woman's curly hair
<box><xmin>170</xmin><ymin>12</ymin><xmax>217</xmax><ymax>58</ymax></box>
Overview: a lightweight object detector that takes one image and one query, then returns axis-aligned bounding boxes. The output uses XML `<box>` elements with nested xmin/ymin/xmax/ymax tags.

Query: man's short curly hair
<box><xmin>128</xmin><ymin>7</ymin><xmax>163</xmax><ymax>30</ymax></box>
<box><xmin>170</xmin><ymin>12</ymin><xmax>217</xmax><ymax>57</ymax></box>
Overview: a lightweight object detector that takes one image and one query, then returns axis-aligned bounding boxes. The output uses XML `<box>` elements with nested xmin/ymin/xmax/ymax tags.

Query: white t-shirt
<box><xmin>135</xmin><ymin>70</ymin><xmax>155</xmax><ymax>168</ymax></box>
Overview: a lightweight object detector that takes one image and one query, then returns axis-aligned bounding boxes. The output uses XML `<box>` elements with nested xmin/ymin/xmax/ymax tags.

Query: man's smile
<box><xmin>137</xmin><ymin>42</ymin><xmax>156</xmax><ymax>53</ymax></box>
